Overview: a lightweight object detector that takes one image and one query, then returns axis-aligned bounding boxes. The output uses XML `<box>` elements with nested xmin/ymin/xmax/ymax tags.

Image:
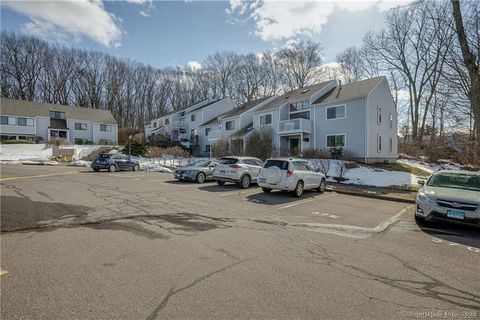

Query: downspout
<box><xmin>365</xmin><ymin>96</ymin><xmax>369</xmax><ymax>163</ymax></box>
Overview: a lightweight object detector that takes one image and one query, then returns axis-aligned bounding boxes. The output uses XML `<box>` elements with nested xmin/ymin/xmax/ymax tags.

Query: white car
<box><xmin>258</xmin><ymin>158</ymin><xmax>326</xmax><ymax>197</ymax></box>
<box><xmin>213</xmin><ymin>156</ymin><xmax>264</xmax><ymax>188</ymax></box>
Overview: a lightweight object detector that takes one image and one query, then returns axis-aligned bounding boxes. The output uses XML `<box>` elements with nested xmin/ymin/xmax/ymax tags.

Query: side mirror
<box><xmin>417</xmin><ymin>180</ymin><xmax>425</xmax><ymax>186</ymax></box>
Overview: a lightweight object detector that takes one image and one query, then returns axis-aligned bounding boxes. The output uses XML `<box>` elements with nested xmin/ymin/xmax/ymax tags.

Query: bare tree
<box><xmin>204</xmin><ymin>51</ymin><xmax>240</xmax><ymax>99</ymax></box>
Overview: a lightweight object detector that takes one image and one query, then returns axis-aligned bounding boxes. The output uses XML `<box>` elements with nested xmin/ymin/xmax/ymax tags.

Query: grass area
<box><xmin>369</xmin><ymin>162</ymin><xmax>431</xmax><ymax>177</ymax></box>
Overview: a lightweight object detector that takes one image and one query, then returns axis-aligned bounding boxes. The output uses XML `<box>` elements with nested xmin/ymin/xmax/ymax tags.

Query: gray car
<box><xmin>174</xmin><ymin>159</ymin><xmax>218</xmax><ymax>183</ymax></box>
<box><xmin>415</xmin><ymin>170</ymin><xmax>480</xmax><ymax>225</ymax></box>
<box><xmin>213</xmin><ymin>156</ymin><xmax>264</xmax><ymax>188</ymax></box>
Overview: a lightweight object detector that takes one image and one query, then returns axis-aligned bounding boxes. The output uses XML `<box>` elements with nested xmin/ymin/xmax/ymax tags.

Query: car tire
<box><xmin>196</xmin><ymin>172</ymin><xmax>206</xmax><ymax>184</ymax></box>
<box><xmin>133</xmin><ymin>164</ymin><xmax>140</xmax><ymax>171</ymax></box>
<box><xmin>93</xmin><ymin>168</ymin><xmax>100</xmax><ymax>172</ymax></box>
<box><xmin>293</xmin><ymin>181</ymin><xmax>304</xmax><ymax>198</ymax></box>
<box><xmin>108</xmin><ymin>165</ymin><xmax>116</xmax><ymax>172</ymax></box>
<box><xmin>317</xmin><ymin>178</ymin><xmax>326</xmax><ymax>192</ymax></box>
<box><xmin>216</xmin><ymin>180</ymin><xmax>225</xmax><ymax>186</ymax></box>
<box><xmin>262</xmin><ymin>187</ymin><xmax>272</xmax><ymax>193</ymax></box>
<box><xmin>239</xmin><ymin>175</ymin><xmax>251</xmax><ymax>189</ymax></box>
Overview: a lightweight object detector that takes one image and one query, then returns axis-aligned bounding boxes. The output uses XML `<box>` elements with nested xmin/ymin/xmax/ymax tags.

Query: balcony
<box><xmin>278</xmin><ymin>118</ymin><xmax>311</xmax><ymax>134</ymax></box>
<box><xmin>169</xmin><ymin>120</ymin><xmax>187</xmax><ymax>130</ymax></box>
<box><xmin>207</xmin><ymin>130</ymin><xmax>222</xmax><ymax>142</ymax></box>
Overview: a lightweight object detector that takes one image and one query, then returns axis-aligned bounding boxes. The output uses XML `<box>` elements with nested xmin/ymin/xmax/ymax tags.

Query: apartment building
<box><xmin>0</xmin><ymin>98</ymin><xmax>118</xmax><ymax>144</ymax></box>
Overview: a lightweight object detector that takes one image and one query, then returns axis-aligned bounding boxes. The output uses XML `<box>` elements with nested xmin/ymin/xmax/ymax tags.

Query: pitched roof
<box><xmin>219</xmin><ymin>96</ymin><xmax>272</xmax><ymax>119</ymax></box>
<box><xmin>188</xmin><ymin>99</ymin><xmax>221</xmax><ymax>113</ymax></box>
<box><xmin>230</xmin><ymin>123</ymin><xmax>254</xmax><ymax>139</ymax></box>
<box><xmin>0</xmin><ymin>98</ymin><xmax>117</xmax><ymax>124</ymax></box>
<box><xmin>161</xmin><ymin>100</ymin><xmax>208</xmax><ymax>117</ymax></box>
<box><xmin>312</xmin><ymin>76</ymin><xmax>385</xmax><ymax>105</ymax></box>
<box><xmin>200</xmin><ymin>117</ymin><xmax>219</xmax><ymax>127</ymax></box>
<box><xmin>255</xmin><ymin>81</ymin><xmax>332</xmax><ymax>113</ymax></box>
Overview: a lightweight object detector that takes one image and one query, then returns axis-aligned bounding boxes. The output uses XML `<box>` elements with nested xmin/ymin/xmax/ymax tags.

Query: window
<box><xmin>49</xmin><ymin>111</ymin><xmax>65</xmax><ymax>119</ymax></box>
<box><xmin>17</xmin><ymin>118</ymin><xmax>27</xmax><ymax>126</ymax></box>
<box><xmin>100</xmin><ymin>124</ymin><xmax>112</xmax><ymax>132</ymax></box>
<box><xmin>290</xmin><ymin>111</ymin><xmax>310</xmax><ymax>120</ymax></box>
<box><xmin>292</xmin><ymin>161</ymin><xmax>308</xmax><ymax>171</ymax></box>
<box><xmin>326</xmin><ymin>105</ymin><xmax>346</xmax><ymax>120</ymax></box>
<box><xmin>0</xmin><ymin>116</ymin><xmax>7</xmax><ymax>125</ymax></box>
<box><xmin>326</xmin><ymin>134</ymin><xmax>346</xmax><ymax>148</ymax></box>
<box><xmin>205</xmin><ymin>145</ymin><xmax>211</xmax><ymax>153</ymax></box>
<box><xmin>26</xmin><ymin>118</ymin><xmax>34</xmax><ymax>126</ymax></box>
<box><xmin>179</xmin><ymin>111</ymin><xmax>186</xmax><ymax>117</ymax></box>
<box><xmin>165</xmin><ymin>119</ymin><xmax>169</xmax><ymax>125</ymax></box>
<box><xmin>389</xmin><ymin>137</ymin><xmax>393</xmax><ymax>153</ymax></box>
<box><xmin>259</xmin><ymin>114</ymin><xmax>272</xmax><ymax>125</ymax></box>
<box><xmin>75</xmin><ymin>123</ymin><xmax>87</xmax><ymax>130</ymax></box>
<box><xmin>389</xmin><ymin>113</ymin><xmax>393</xmax><ymax>129</ymax></box>
<box><xmin>153</xmin><ymin>122</ymin><xmax>157</xmax><ymax>128</ymax></box>
<box><xmin>377</xmin><ymin>106</ymin><xmax>382</xmax><ymax>124</ymax></box>
<box><xmin>205</xmin><ymin>128</ymin><xmax>211</xmax><ymax>136</ymax></box>
<box><xmin>8</xmin><ymin>117</ymin><xmax>17</xmax><ymax>125</ymax></box>
<box><xmin>303</xmin><ymin>137</ymin><xmax>310</xmax><ymax>142</ymax></box>
<box><xmin>377</xmin><ymin>134</ymin><xmax>382</xmax><ymax>152</ymax></box>
<box><xmin>191</xmin><ymin>114</ymin><xmax>197</xmax><ymax>121</ymax></box>
<box><xmin>225</xmin><ymin>121</ymin><xmax>235</xmax><ymax>131</ymax></box>
<box><xmin>290</xmin><ymin>100</ymin><xmax>310</xmax><ymax>112</ymax></box>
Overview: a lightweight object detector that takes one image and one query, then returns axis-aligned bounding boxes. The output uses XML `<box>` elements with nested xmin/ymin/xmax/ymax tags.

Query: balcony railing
<box><xmin>278</xmin><ymin>118</ymin><xmax>311</xmax><ymax>133</ymax></box>
<box><xmin>169</xmin><ymin>120</ymin><xmax>187</xmax><ymax>130</ymax></box>
<box><xmin>207</xmin><ymin>130</ymin><xmax>222</xmax><ymax>142</ymax></box>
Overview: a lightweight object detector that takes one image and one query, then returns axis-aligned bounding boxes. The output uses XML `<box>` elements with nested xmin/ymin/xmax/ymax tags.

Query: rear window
<box><xmin>219</xmin><ymin>157</ymin><xmax>238</xmax><ymax>165</ymax></box>
<box><xmin>97</xmin><ymin>154</ymin><xmax>111</xmax><ymax>159</ymax></box>
<box><xmin>264</xmin><ymin>160</ymin><xmax>289</xmax><ymax>170</ymax></box>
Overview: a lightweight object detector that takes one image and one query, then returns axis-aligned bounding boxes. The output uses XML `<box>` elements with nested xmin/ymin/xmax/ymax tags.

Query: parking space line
<box><xmin>218</xmin><ymin>191</ymin><xmax>243</xmax><ymax>197</ymax></box>
<box><xmin>278</xmin><ymin>193</ymin><xmax>337</xmax><ymax>209</ymax></box>
<box><xmin>0</xmin><ymin>170</ymin><xmax>79</xmax><ymax>181</ymax></box>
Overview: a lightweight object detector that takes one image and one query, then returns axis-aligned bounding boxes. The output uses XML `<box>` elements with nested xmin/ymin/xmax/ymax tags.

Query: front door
<box><xmin>289</xmin><ymin>138</ymin><xmax>299</xmax><ymax>156</ymax></box>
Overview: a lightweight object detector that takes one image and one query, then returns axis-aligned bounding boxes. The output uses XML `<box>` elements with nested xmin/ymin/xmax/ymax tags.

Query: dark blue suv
<box><xmin>91</xmin><ymin>154</ymin><xmax>140</xmax><ymax>172</ymax></box>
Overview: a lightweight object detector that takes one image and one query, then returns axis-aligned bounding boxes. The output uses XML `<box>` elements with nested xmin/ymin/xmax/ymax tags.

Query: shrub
<box><xmin>334</xmin><ymin>161</ymin><xmax>349</xmax><ymax>183</ymax></box>
<box><xmin>50</xmin><ymin>137</ymin><xmax>70</xmax><ymax>146</ymax></box>
<box><xmin>318</xmin><ymin>159</ymin><xmax>331</xmax><ymax>176</ymax></box>
<box><xmin>245</xmin><ymin>126</ymin><xmax>276</xmax><ymax>160</ymax></box>
<box><xmin>212</xmin><ymin>138</ymin><xmax>231</xmax><ymax>157</ymax></box>
<box><xmin>145</xmin><ymin>146</ymin><xmax>190</xmax><ymax>159</ymax></box>
<box><xmin>302</xmin><ymin>148</ymin><xmax>331</xmax><ymax>159</ymax></box>
<box><xmin>123</xmin><ymin>136</ymin><xmax>147</xmax><ymax>157</ymax></box>
<box><xmin>119</xmin><ymin>127</ymin><xmax>141</xmax><ymax>145</ymax></box>
<box><xmin>1</xmin><ymin>139</ymin><xmax>35</xmax><ymax>144</ymax></box>
<box><xmin>34</xmin><ymin>136</ymin><xmax>44</xmax><ymax>144</ymax></box>
<box><xmin>341</xmin><ymin>149</ymin><xmax>356</xmax><ymax>161</ymax></box>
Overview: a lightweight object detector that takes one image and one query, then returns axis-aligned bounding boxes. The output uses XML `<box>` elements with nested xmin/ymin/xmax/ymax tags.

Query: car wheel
<box><xmin>216</xmin><ymin>180</ymin><xmax>225</xmax><ymax>186</ymax></box>
<box><xmin>262</xmin><ymin>187</ymin><xmax>272</xmax><ymax>193</ymax></box>
<box><xmin>239</xmin><ymin>175</ymin><xmax>251</xmax><ymax>189</ymax></box>
<box><xmin>196</xmin><ymin>172</ymin><xmax>206</xmax><ymax>184</ymax></box>
<box><xmin>317</xmin><ymin>178</ymin><xmax>326</xmax><ymax>192</ymax></box>
<box><xmin>293</xmin><ymin>181</ymin><xmax>304</xmax><ymax>198</ymax></box>
<box><xmin>93</xmin><ymin>168</ymin><xmax>100</xmax><ymax>172</ymax></box>
<box><xmin>133</xmin><ymin>164</ymin><xmax>140</xmax><ymax>171</ymax></box>
<box><xmin>108</xmin><ymin>165</ymin><xmax>116</xmax><ymax>172</ymax></box>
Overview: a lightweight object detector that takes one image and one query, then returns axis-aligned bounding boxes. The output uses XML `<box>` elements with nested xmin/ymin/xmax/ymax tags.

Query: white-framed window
<box><xmin>179</xmin><ymin>111</ymin><xmax>186</xmax><ymax>117</ymax></box>
<box><xmin>225</xmin><ymin>121</ymin><xmax>235</xmax><ymax>131</ymax></box>
<box><xmin>75</xmin><ymin>123</ymin><xmax>87</xmax><ymax>131</ymax></box>
<box><xmin>100</xmin><ymin>124</ymin><xmax>112</xmax><ymax>132</ymax></box>
<box><xmin>205</xmin><ymin>145</ymin><xmax>211</xmax><ymax>153</ymax></box>
<box><xmin>164</xmin><ymin>118</ymin><xmax>169</xmax><ymax>125</ymax></box>
<box><xmin>389</xmin><ymin>113</ymin><xmax>393</xmax><ymax>129</ymax></box>
<box><xmin>49</xmin><ymin>111</ymin><xmax>66</xmax><ymax>119</ymax></box>
<box><xmin>377</xmin><ymin>106</ymin><xmax>382</xmax><ymax>124</ymax></box>
<box><xmin>259</xmin><ymin>114</ymin><xmax>272</xmax><ymax>125</ymax></box>
<box><xmin>377</xmin><ymin>134</ymin><xmax>382</xmax><ymax>152</ymax></box>
<box><xmin>290</xmin><ymin>100</ymin><xmax>310</xmax><ymax>112</ymax></box>
<box><xmin>205</xmin><ymin>128</ymin><xmax>211</xmax><ymax>136</ymax></box>
<box><xmin>191</xmin><ymin>114</ymin><xmax>197</xmax><ymax>121</ymax></box>
<box><xmin>0</xmin><ymin>116</ymin><xmax>7</xmax><ymax>125</ymax></box>
<box><xmin>153</xmin><ymin>121</ymin><xmax>157</xmax><ymax>128</ymax></box>
<box><xmin>26</xmin><ymin>118</ymin><xmax>34</xmax><ymax>126</ymax></box>
<box><xmin>8</xmin><ymin>117</ymin><xmax>17</xmax><ymax>125</ymax></box>
<box><xmin>326</xmin><ymin>134</ymin><xmax>346</xmax><ymax>148</ymax></box>
<box><xmin>326</xmin><ymin>105</ymin><xmax>346</xmax><ymax>120</ymax></box>
<box><xmin>389</xmin><ymin>137</ymin><xmax>393</xmax><ymax>153</ymax></box>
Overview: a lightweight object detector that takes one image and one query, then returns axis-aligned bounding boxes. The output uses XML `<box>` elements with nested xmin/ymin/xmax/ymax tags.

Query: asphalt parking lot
<box><xmin>1</xmin><ymin>164</ymin><xmax>479</xmax><ymax>320</ymax></box>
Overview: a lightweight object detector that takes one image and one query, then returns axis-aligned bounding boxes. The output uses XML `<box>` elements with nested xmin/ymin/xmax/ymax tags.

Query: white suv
<box><xmin>258</xmin><ymin>158</ymin><xmax>326</xmax><ymax>197</ymax></box>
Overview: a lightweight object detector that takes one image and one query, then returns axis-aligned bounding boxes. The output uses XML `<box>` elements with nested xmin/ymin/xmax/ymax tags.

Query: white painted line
<box><xmin>279</xmin><ymin>198</ymin><xmax>316</xmax><ymax>209</ymax></box>
<box><xmin>218</xmin><ymin>192</ymin><xmax>242</xmax><ymax>197</ymax></box>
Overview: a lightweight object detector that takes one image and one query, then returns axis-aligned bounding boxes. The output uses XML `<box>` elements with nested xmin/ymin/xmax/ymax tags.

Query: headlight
<box><xmin>184</xmin><ymin>170</ymin><xmax>192</xmax><ymax>174</ymax></box>
<box><xmin>417</xmin><ymin>192</ymin><xmax>435</xmax><ymax>205</ymax></box>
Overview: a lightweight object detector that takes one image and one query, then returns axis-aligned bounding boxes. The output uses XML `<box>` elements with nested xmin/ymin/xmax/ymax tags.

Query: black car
<box><xmin>91</xmin><ymin>154</ymin><xmax>140</xmax><ymax>172</ymax></box>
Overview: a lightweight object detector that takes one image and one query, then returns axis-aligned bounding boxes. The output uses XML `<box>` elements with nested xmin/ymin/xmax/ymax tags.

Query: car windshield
<box><xmin>219</xmin><ymin>158</ymin><xmax>238</xmax><ymax>164</ymax></box>
<box><xmin>427</xmin><ymin>172</ymin><xmax>480</xmax><ymax>191</ymax></box>
<box><xmin>193</xmin><ymin>160</ymin><xmax>211</xmax><ymax>167</ymax></box>
<box><xmin>97</xmin><ymin>154</ymin><xmax>110</xmax><ymax>159</ymax></box>
<box><xmin>264</xmin><ymin>160</ymin><xmax>289</xmax><ymax>170</ymax></box>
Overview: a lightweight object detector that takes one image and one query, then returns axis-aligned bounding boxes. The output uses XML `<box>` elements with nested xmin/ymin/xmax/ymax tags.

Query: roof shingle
<box><xmin>312</xmin><ymin>77</ymin><xmax>385</xmax><ymax>105</ymax></box>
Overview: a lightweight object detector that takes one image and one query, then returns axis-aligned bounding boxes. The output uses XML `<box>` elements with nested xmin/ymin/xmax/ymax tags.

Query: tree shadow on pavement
<box><xmin>416</xmin><ymin>219</ymin><xmax>480</xmax><ymax>248</ymax></box>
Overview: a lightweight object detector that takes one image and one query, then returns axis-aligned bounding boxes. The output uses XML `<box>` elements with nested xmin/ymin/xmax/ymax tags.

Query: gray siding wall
<box><xmin>366</xmin><ymin>79</ymin><xmax>397</xmax><ymax>162</ymax></box>
<box><xmin>312</xmin><ymin>97</ymin><xmax>367</xmax><ymax>159</ymax></box>
<box><xmin>253</xmin><ymin>108</ymin><xmax>279</xmax><ymax>150</ymax></box>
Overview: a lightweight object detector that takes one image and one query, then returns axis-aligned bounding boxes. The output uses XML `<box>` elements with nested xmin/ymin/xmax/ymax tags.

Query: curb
<box><xmin>325</xmin><ymin>187</ymin><xmax>415</xmax><ymax>204</ymax></box>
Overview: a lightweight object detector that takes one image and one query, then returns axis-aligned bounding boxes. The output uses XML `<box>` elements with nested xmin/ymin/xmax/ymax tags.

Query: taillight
<box><xmin>229</xmin><ymin>164</ymin><xmax>241</xmax><ymax>169</ymax></box>
<box><xmin>286</xmin><ymin>169</ymin><xmax>293</xmax><ymax>177</ymax></box>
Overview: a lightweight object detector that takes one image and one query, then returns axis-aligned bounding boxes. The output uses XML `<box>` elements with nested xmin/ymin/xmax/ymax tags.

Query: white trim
<box><xmin>258</xmin><ymin>112</ymin><xmax>273</xmax><ymax>125</ymax></box>
<box><xmin>365</xmin><ymin>94</ymin><xmax>369</xmax><ymax>163</ymax></box>
<box><xmin>325</xmin><ymin>133</ymin><xmax>347</xmax><ymax>148</ymax></box>
<box><xmin>312</xmin><ymin>106</ymin><xmax>316</xmax><ymax>148</ymax></box>
<box><xmin>325</xmin><ymin>104</ymin><xmax>346</xmax><ymax>120</ymax></box>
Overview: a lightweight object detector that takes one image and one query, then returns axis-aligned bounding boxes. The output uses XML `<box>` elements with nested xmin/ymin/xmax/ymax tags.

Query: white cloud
<box><xmin>228</xmin><ymin>0</ymin><xmax>410</xmax><ymax>42</ymax></box>
<box><xmin>186</xmin><ymin>61</ymin><xmax>202</xmax><ymax>71</ymax></box>
<box><xmin>3</xmin><ymin>0</ymin><xmax>122</xmax><ymax>47</ymax></box>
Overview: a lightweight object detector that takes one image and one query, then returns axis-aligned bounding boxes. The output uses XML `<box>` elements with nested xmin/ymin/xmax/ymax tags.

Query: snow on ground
<box><xmin>397</xmin><ymin>158</ymin><xmax>463</xmax><ymax>173</ymax></box>
<box><xmin>310</xmin><ymin>159</ymin><xmax>421</xmax><ymax>187</ymax></box>
<box><xmin>67</xmin><ymin>160</ymin><xmax>92</xmax><ymax>167</ymax></box>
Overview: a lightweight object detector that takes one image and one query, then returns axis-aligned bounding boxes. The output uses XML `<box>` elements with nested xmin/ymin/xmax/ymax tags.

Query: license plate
<box><xmin>447</xmin><ymin>209</ymin><xmax>465</xmax><ymax>220</ymax></box>
<box><xmin>258</xmin><ymin>177</ymin><xmax>266</xmax><ymax>183</ymax></box>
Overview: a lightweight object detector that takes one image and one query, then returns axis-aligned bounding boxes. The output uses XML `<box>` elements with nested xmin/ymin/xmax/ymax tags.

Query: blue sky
<box><xmin>0</xmin><ymin>1</ymin><xmax>405</xmax><ymax>69</ymax></box>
